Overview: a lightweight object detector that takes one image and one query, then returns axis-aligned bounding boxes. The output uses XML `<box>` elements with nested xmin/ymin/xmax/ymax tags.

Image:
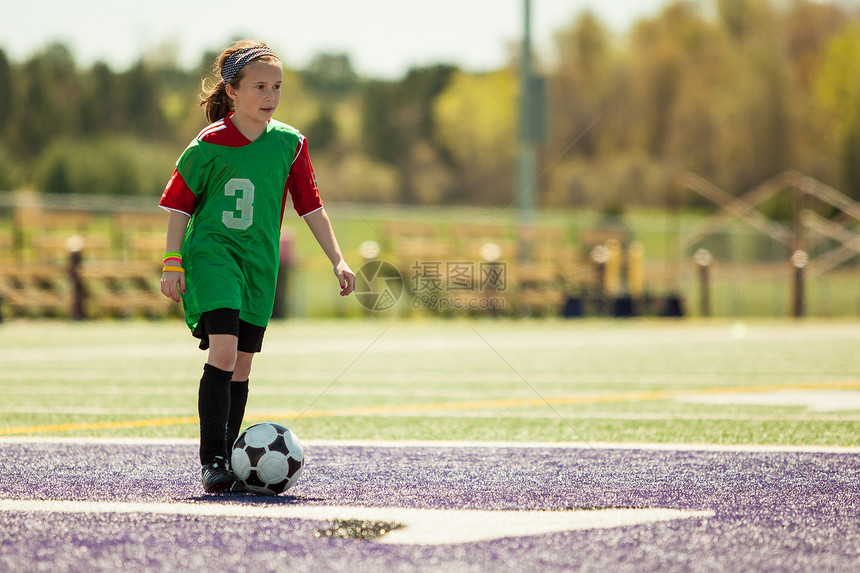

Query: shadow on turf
<box><xmin>187</xmin><ymin>494</ymin><xmax>326</xmax><ymax>505</ymax></box>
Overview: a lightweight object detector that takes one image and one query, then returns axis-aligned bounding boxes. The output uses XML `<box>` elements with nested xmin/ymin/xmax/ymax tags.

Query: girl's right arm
<box><xmin>160</xmin><ymin>210</ymin><xmax>191</xmax><ymax>302</ymax></box>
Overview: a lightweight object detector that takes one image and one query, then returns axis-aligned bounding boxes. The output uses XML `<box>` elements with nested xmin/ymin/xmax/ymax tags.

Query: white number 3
<box><xmin>222</xmin><ymin>178</ymin><xmax>255</xmax><ymax>230</ymax></box>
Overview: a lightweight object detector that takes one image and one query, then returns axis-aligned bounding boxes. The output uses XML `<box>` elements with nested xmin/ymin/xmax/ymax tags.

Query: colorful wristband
<box><xmin>163</xmin><ymin>266</ymin><xmax>185</xmax><ymax>273</ymax></box>
<box><xmin>163</xmin><ymin>252</ymin><xmax>182</xmax><ymax>263</ymax></box>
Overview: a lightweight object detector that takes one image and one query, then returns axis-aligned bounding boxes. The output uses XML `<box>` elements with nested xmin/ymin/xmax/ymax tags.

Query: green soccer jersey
<box><xmin>175</xmin><ymin>118</ymin><xmax>303</xmax><ymax>331</ymax></box>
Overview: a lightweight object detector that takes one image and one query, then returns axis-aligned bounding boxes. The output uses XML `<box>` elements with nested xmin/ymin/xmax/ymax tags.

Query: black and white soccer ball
<box><xmin>231</xmin><ymin>423</ymin><xmax>304</xmax><ymax>495</ymax></box>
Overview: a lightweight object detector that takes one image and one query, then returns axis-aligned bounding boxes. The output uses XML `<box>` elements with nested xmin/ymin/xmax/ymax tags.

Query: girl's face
<box><xmin>227</xmin><ymin>59</ymin><xmax>283</xmax><ymax>126</ymax></box>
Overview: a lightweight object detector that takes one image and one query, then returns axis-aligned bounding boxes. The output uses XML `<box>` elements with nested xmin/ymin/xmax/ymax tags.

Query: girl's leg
<box><xmin>226</xmin><ymin>351</ymin><xmax>253</xmax><ymax>450</ymax></box>
<box><xmin>207</xmin><ymin>334</ymin><xmax>239</xmax><ymax>373</ymax></box>
<box><xmin>233</xmin><ymin>351</ymin><xmax>254</xmax><ymax>382</ymax></box>
<box><xmin>199</xmin><ymin>333</ymin><xmax>238</xmax><ymax>466</ymax></box>
<box><xmin>226</xmin><ymin>321</ymin><xmax>265</xmax><ymax>451</ymax></box>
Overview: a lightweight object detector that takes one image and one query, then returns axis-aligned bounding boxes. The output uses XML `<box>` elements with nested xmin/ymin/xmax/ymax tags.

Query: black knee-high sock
<box><xmin>198</xmin><ymin>363</ymin><xmax>233</xmax><ymax>465</ymax></box>
<box><xmin>226</xmin><ymin>380</ymin><xmax>250</xmax><ymax>452</ymax></box>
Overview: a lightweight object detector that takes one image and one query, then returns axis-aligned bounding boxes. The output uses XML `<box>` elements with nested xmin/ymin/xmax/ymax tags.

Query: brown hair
<box><xmin>200</xmin><ymin>39</ymin><xmax>279</xmax><ymax>123</ymax></box>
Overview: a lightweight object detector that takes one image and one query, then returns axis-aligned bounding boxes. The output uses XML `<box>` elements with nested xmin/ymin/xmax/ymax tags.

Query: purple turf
<box><xmin>0</xmin><ymin>442</ymin><xmax>858</xmax><ymax>572</ymax></box>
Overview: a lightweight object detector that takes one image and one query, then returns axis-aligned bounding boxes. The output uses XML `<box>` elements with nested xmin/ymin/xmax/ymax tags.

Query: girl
<box><xmin>158</xmin><ymin>39</ymin><xmax>355</xmax><ymax>492</ymax></box>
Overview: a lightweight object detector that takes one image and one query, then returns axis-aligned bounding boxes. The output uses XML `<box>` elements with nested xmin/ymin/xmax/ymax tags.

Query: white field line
<box><xmin>0</xmin><ymin>407</ymin><xmax>196</xmax><ymax>415</ymax></box>
<box><xmin>4</xmin><ymin>406</ymin><xmax>860</xmax><ymax>422</ymax></box>
<box><xmin>0</xmin><ymin>383</ymin><xmax>721</xmax><ymax>395</ymax></box>
<box><xmin>675</xmin><ymin>390</ymin><xmax>860</xmax><ymax>412</ymax></box>
<box><xmin>1</xmin><ymin>436</ymin><xmax>859</xmax><ymax>454</ymax></box>
<box><xmin>0</xmin><ymin>498</ymin><xmax>714</xmax><ymax>545</ymax></box>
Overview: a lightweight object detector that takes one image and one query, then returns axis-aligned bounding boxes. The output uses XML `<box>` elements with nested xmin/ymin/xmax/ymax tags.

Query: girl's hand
<box><xmin>334</xmin><ymin>261</ymin><xmax>355</xmax><ymax>296</ymax></box>
<box><xmin>160</xmin><ymin>269</ymin><xmax>186</xmax><ymax>303</ymax></box>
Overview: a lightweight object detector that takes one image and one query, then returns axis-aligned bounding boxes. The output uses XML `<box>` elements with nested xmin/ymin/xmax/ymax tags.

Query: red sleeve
<box><xmin>158</xmin><ymin>169</ymin><xmax>197</xmax><ymax>216</ymax></box>
<box><xmin>283</xmin><ymin>137</ymin><xmax>324</xmax><ymax>220</ymax></box>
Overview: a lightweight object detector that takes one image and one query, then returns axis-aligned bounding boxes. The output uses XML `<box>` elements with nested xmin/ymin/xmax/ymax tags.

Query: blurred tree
<box><xmin>34</xmin><ymin>137</ymin><xmax>175</xmax><ymax>195</ymax></box>
<box><xmin>312</xmin><ymin>152</ymin><xmax>400</xmax><ymax>203</ymax></box>
<box><xmin>434</xmin><ymin>69</ymin><xmax>517</xmax><ymax>204</ymax></box>
<box><xmin>0</xmin><ymin>143</ymin><xmax>21</xmax><ymax>191</ymax></box>
<box><xmin>628</xmin><ymin>1</ymin><xmax>716</xmax><ymax>157</ymax></box>
<box><xmin>273</xmin><ymin>67</ymin><xmax>331</xmax><ymax>143</ymax></box>
<box><xmin>79</xmin><ymin>62</ymin><xmax>118</xmax><ymax>136</ymax></box>
<box><xmin>7</xmin><ymin>43</ymin><xmax>81</xmax><ymax>158</ymax></box>
<box><xmin>304</xmin><ymin>106</ymin><xmax>338</xmax><ymax>152</ymax></box>
<box><xmin>120</xmin><ymin>61</ymin><xmax>169</xmax><ymax>139</ymax></box>
<box><xmin>815</xmin><ymin>22</ymin><xmax>860</xmax><ymax>198</ymax></box>
<box><xmin>718</xmin><ymin>0</ymin><xmax>755</xmax><ymax>39</ymax></box>
<box><xmin>3</xmin><ymin>0</ymin><xmax>860</xmax><ymax>209</ymax></box>
<box><xmin>362</xmin><ymin>64</ymin><xmax>456</xmax><ymax>203</ymax></box>
<box><xmin>0</xmin><ymin>49</ymin><xmax>13</xmax><ymax>138</ymax></box>
<box><xmin>783</xmin><ymin>0</ymin><xmax>846</xmax><ymax>89</ymax></box>
<box><xmin>362</xmin><ymin>80</ymin><xmax>400</xmax><ymax>164</ymax></box>
<box><xmin>549</xmin><ymin>10</ymin><xmax>612</xmax><ymax>158</ymax></box>
<box><xmin>302</xmin><ymin>52</ymin><xmax>358</xmax><ymax>98</ymax></box>
<box><xmin>665</xmin><ymin>70</ymin><xmax>723</xmax><ymax>184</ymax></box>
<box><xmin>739</xmin><ymin>36</ymin><xmax>795</xmax><ymax>190</ymax></box>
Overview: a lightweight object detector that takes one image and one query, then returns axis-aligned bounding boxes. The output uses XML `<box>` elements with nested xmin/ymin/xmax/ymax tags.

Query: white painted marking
<box><xmin>8</xmin><ymin>406</ymin><xmax>860</xmax><ymax>422</ymax></box>
<box><xmin>0</xmin><ymin>406</ymin><xmax>195</xmax><ymax>415</ymax></box>
<box><xmin>676</xmin><ymin>390</ymin><xmax>860</xmax><ymax>412</ymax></box>
<box><xmin>1</xmin><ymin>437</ymin><xmax>859</xmax><ymax>453</ymax></box>
<box><xmin>0</xmin><ymin>499</ymin><xmax>713</xmax><ymax>546</ymax></box>
<box><xmin>0</xmin><ymin>436</ymin><xmax>199</xmax><ymax>446</ymax></box>
<box><xmin>305</xmin><ymin>440</ymin><xmax>860</xmax><ymax>454</ymax></box>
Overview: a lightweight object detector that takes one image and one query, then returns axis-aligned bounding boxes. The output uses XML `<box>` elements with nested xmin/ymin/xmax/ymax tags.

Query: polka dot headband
<box><xmin>221</xmin><ymin>46</ymin><xmax>279</xmax><ymax>85</ymax></box>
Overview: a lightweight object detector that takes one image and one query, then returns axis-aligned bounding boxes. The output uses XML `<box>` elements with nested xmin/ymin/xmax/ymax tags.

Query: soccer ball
<box><xmin>231</xmin><ymin>423</ymin><xmax>304</xmax><ymax>495</ymax></box>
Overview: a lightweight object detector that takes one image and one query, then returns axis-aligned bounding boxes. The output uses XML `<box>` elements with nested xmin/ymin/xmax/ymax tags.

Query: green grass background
<box><xmin>2</xmin><ymin>317</ymin><xmax>859</xmax><ymax>446</ymax></box>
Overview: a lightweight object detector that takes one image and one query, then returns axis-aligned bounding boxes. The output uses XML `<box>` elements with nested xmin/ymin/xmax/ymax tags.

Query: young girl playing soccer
<box><xmin>158</xmin><ymin>40</ymin><xmax>355</xmax><ymax>492</ymax></box>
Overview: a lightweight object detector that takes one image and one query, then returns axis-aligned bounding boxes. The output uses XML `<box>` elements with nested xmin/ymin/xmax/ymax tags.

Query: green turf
<box><xmin>2</xmin><ymin>318</ymin><xmax>859</xmax><ymax>446</ymax></box>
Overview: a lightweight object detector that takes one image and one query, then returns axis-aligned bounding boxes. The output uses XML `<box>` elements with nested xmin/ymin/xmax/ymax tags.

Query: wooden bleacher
<box><xmin>0</xmin><ymin>263</ymin><xmax>70</xmax><ymax>317</ymax></box>
<box><xmin>112</xmin><ymin>211</ymin><xmax>169</xmax><ymax>261</ymax></box>
<box><xmin>0</xmin><ymin>200</ymin><xmax>175</xmax><ymax>320</ymax></box>
<box><xmin>380</xmin><ymin>220</ymin><xmax>580</xmax><ymax>316</ymax></box>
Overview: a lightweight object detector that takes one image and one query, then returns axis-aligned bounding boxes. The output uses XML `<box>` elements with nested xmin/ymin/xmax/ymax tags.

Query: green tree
<box><xmin>549</xmin><ymin>10</ymin><xmax>613</xmax><ymax>158</ymax></box>
<box><xmin>362</xmin><ymin>65</ymin><xmax>456</xmax><ymax>203</ymax></box>
<box><xmin>304</xmin><ymin>106</ymin><xmax>338</xmax><ymax>152</ymax></box>
<box><xmin>815</xmin><ymin>22</ymin><xmax>860</xmax><ymax>198</ymax></box>
<box><xmin>120</xmin><ymin>61</ymin><xmax>169</xmax><ymax>139</ymax></box>
<box><xmin>434</xmin><ymin>69</ymin><xmax>517</xmax><ymax>204</ymax></box>
<box><xmin>302</xmin><ymin>52</ymin><xmax>358</xmax><ymax>98</ymax></box>
<box><xmin>628</xmin><ymin>1</ymin><xmax>717</xmax><ymax>157</ymax></box>
<box><xmin>362</xmin><ymin>80</ymin><xmax>400</xmax><ymax>164</ymax></box>
<box><xmin>79</xmin><ymin>62</ymin><xmax>118</xmax><ymax>136</ymax></box>
<box><xmin>783</xmin><ymin>0</ymin><xmax>846</xmax><ymax>89</ymax></box>
<box><xmin>8</xmin><ymin>43</ymin><xmax>81</xmax><ymax>158</ymax></box>
<box><xmin>0</xmin><ymin>49</ymin><xmax>14</xmax><ymax>138</ymax></box>
<box><xmin>34</xmin><ymin>137</ymin><xmax>175</xmax><ymax>195</ymax></box>
<box><xmin>0</xmin><ymin>143</ymin><xmax>21</xmax><ymax>190</ymax></box>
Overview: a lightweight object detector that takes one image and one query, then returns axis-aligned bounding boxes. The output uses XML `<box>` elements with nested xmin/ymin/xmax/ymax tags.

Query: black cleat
<box><xmin>229</xmin><ymin>479</ymin><xmax>248</xmax><ymax>493</ymax></box>
<box><xmin>201</xmin><ymin>456</ymin><xmax>234</xmax><ymax>492</ymax></box>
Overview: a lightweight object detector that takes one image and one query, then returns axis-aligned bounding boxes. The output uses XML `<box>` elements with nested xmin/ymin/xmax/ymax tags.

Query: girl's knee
<box><xmin>233</xmin><ymin>352</ymin><xmax>254</xmax><ymax>381</ymax></box>
<box><xmin>207</xmin><ymin>335</ymin><xmax>239</xmax><ymax>371</ymax></box>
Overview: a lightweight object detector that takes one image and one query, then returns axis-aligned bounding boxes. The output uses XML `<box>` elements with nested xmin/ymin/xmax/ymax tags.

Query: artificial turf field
<box><xmin>1</xmin><ymin>318</ymin><xmax>859</xmax><ymax>571</ymax></box>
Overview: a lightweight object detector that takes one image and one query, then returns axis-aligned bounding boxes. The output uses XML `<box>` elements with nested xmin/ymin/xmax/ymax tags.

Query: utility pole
<box><xmin>518</xmin><ymin>0</ymin><xmax>547</xmax><ymax>263</ymax></box>
<box><xmin>518</xmin><ymin>0</ymin><xmax>537</xmax><ymax>230</ymax></box>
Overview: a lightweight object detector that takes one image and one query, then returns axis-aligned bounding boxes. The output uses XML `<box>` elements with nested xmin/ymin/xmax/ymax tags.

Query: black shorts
<box><xmin>193</xmin><ymin>308</ymin><xmax>266</xmax><ymax>353</ymax></box>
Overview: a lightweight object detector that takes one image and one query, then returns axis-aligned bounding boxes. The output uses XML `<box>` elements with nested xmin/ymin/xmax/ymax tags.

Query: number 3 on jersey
<box><xmin>222</xmin><ymin>178</ymin><xmax>255</xmax><ymax>230</ymax></box>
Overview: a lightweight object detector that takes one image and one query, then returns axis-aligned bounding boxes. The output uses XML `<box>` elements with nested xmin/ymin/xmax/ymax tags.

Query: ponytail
<box><xmin>200</xmin><ymin>80</ymin><xmax>233</xmax><ymax>123</ymax></box>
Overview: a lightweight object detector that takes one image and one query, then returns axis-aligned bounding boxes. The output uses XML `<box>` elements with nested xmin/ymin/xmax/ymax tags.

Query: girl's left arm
<box><xmin>160</xmin><ymin>210</ymin><xmax>191</xmax><ymax>303</ymax></box>
<box><xmin>303</xmin><ymin>207</ymin><xmax>355</xmax><ymax>296</ymax></box>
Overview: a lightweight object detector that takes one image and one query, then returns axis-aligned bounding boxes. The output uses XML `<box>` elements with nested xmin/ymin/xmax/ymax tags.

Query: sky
<box><xmin>0</xmin><ymin>0</ymin><xmax>668</xmax><ymax>78</ymax></box>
